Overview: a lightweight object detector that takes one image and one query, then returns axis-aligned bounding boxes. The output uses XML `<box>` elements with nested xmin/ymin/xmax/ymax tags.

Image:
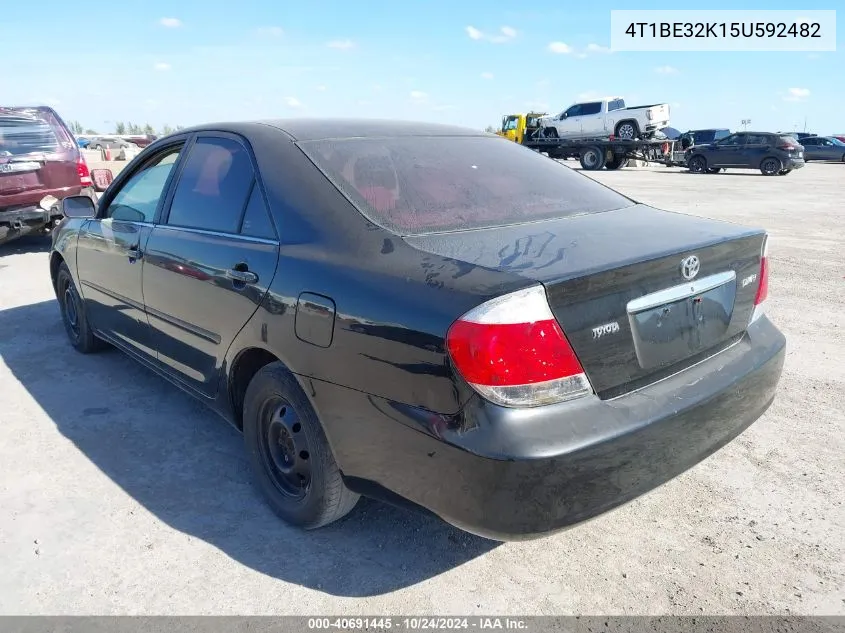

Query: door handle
<box><xmin>225</xmin><ymin>268</ymin><xmax>258</xmax><ymax>284</ymax></box>
<box><xmin>127</xmin><ymin>247</ymin><xmax>142</xmax><ymax>260</ymax></box>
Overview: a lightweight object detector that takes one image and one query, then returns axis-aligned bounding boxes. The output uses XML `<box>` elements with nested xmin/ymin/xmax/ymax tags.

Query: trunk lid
<box><xmin>404</xmin><ymin>204</ymin><xmax>766</xmax><ymax>399</ymax></box>
<box><xmin>0</xmin><ymin>108</ymin><xmax>78</xmax><ymax>206</ymax></box>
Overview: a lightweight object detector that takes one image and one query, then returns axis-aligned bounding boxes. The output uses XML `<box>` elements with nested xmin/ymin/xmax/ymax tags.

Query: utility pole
<box><xmin>741</xmin><ymin>119</ymin><xmax>751</xmax><ymax>131</ymax></box>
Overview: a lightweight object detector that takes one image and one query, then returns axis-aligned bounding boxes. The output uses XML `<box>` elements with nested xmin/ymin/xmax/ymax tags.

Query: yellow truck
<box><xmin>496</xmin><ymin>112</ymin><xmax>547</xmax><ymax>144</ymax></box>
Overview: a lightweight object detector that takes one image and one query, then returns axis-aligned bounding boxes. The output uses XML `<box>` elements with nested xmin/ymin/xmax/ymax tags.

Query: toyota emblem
<box><xmin>680</xmin><ymin>255</ymin><xmax>700</xmax><ymax>280</ymax></box>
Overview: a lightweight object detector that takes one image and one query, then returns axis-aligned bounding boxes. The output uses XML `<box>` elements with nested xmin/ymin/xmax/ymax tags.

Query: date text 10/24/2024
<box><xmin>308</xmin><ymin>618</ymin><xmax>528</xmax><ymax>630</ymax></box>
<box><xmin>609</xmin><ymin>10</ymin><xmax>836</xmax><ymax>52</ymax></box>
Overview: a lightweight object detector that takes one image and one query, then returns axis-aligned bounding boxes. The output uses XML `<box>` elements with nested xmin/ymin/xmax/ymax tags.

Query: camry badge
<box><xmin>680</xmin><ymin>255</ymin><xmax>700</xmax><ymax>281</ymax></box>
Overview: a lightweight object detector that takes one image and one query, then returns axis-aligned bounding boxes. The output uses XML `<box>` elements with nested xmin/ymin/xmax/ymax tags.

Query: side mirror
<box><xmin>560</xmin><ymin>113</ymin><xmax>568</xmax><ymax>120</ymax></box>
<box><xmin>61</xmin><ymin>195</ymin><xmax>97</xmax><ymax>219</ymax></box>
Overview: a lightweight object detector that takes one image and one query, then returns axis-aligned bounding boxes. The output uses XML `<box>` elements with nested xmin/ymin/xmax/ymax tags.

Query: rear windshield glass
<box><xmin>298</xmin><ymin>136</ymin><xmax>634</xmax><ymax>236</ymax></box>
<box><xmin>0</xmin><ymin>111</ymin><xmax>62</xmax><ymax>156</ymax></box>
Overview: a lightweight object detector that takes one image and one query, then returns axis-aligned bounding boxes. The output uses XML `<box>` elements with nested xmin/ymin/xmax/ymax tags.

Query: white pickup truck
<box><xmin>539</xmin><ymin>97</ymin><xmax>670</xmax><ymax>141</ymax></box>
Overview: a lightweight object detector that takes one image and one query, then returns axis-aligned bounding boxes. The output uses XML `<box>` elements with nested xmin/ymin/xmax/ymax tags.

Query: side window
<box><xmin>718</xmin><ymin>134</ymin><xmax>740</xmax><ymax>145</ymax></box>
<box><xmin>166</xmin><ymin>137</ymin><xmax>254</xmax><ymax>234</ymax></box>
<box><xmin>579</xmin><ymin>102</ymin><xmax>603</xmax><ymax>116</ymax></box>
<box><xmin>105</xmin><ymin>146</ymin><xmax>182</xmax><ymax>223</ymax></box>
<box><xmin>714</xmin><ymin>130</ymin><xmax>730</xmax><ymax>141</ymax></box>
<box><xmin>240</xmin><ymin>184</ymin><xmax>277</xmax><ymax>239</ymax></box>
<box><xmin>563</xmin><ymin>105</ymin><xmax>581</xmax><ymax>118</ymax></box>
<box><xmin>745</xmin><ymin>134</ymin><xmax>766</xmax><ymax>145</ymax></box>
<box><xmin>607</xmin><ymin>99</ymin><xmax>624</xmax><ymax>111</ymax></box>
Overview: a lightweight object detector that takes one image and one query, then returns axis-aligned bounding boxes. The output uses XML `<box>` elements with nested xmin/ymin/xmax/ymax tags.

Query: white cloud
<box><xmin>576</xmin><ymin>53</ymin><xmax>588</xmax><ymax>59</ymax></box>
<box><xmin>466</xmin><ymin>25</ymin><xmax>517</xmax><ymax>43</ymax></box>
<box><xmin>314</xmin><ymin>85</ymin><xmax>327</xmax><ymax>92</ymax></box>
<box><xmin>548</xmin><ymin>41</ymin><xmax>573</xmax><ymax>54</ymax></box>
<box><xmin>480</xmin><ymin>71</ymin><xmax>494</xmax><ymax>79</ymax></box>
<box><xmin>585</xmin><ymin>43</ymin><xmax>611</xmax><ymax>54</ymax></box>
<box><xmin>285</xmin><ymin>96</ymin><xmax>303</xmax><ymax>108</ymax></box>
<box><xmin>256</xmin><ymin>26</ymin><xmax>284</xmax><ymax>37</ymax></box>
<box><xmin>159</xmin><ymin>17</ymin><xmax>182</xmax><ymax>28</ymax></box>
<box><xmin>783</xmin><ymin>87</ymin><xmax>810</xmax><ymax>102</ymax></box>
<box><xmin>410</xmin><ymin>90</ymin><xmax>428</xmax><ymax>100</ymax></box>
<box><xmin>153</xmin><ymin>62</ymin><xmax>171</xmax><ymax>71</ymax></box>
<box><xmin>655</xmin><ymin>65</ymin><xmax>679</xmax><ymax>74</ymax></box>
<box><xmin>466</xmin><ymin>26</ymin><xmax>483</xmax><ymax>40</ymax></box>
<box><xmin>326</xmin><ymin>39</ymin><xmax>355</xmax><ymax>50</ymax></box>
<box><xmin>577</xmin><ymin>91</ymin><xmax>602</xmax><ymax>101</ymax></box>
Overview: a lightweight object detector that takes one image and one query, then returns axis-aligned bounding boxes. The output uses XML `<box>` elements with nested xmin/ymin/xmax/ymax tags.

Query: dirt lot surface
<box><xmin>1</xmin><ymin>163</ymin><xmax>842</xmax><ymax>615</ymax></box>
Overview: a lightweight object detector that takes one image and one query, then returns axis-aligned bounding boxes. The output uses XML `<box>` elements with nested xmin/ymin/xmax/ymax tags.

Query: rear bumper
<box><xmin>312</xmin><ymin>316</ymin><xmax>786</xmax><ymax>541</ymax></box>
<box><xmin>0</xmin><ymin>186</ymin><xmax>94</xmax><ymax>245</ymax></box>
<box><xmin>784</xmin><ymin>158</ymin><xmax>805</xmax><ymax>169</ymax></box>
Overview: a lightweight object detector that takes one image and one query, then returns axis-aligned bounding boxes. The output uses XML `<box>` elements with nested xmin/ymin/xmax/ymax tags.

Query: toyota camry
<box><xmin>49</xmin><ymin>119</ymin><xmax>785</xmax><ymax>540</ymax></box>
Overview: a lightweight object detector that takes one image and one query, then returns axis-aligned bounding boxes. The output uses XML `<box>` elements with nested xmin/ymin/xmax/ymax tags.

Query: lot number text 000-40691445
<box><xmin>609</xmin><ymin>10</ymin><xmax>837</xmax><ymax>52</ymax></box>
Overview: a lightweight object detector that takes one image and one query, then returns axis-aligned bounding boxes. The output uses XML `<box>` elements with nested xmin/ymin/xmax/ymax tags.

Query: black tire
<box><xmin>688</xmin><ymin>155</ymin><xmax>707</xmax><ymax>174</ymax></box>
<box><xmin>579</xmin><ymin>146</ymin><xmax>606</xmax><ymax>170</ymax></box>
<box><xmin>778</xmin><ymin>169</ymin><xmax>792</xmax><ymax>176</ymax></box>
<box><xmin>760</xmin><ymin>157</ymin><xmax>782</xmax><ymax>176</ymax></box>
<box><xmin>243</xmin><ymin>362</ymin><xmax>360</xmax><ymax>529</ymax></box>
<box><xmin>707</xmin><ymin>167</ymin><xmax>723</xmax><ymax>174</ymax></box>
<box><xmin>605</xmin><ymin>157</ymin><xmax>628</xmax><ymax>170</ymax></box>
<box><xmin>56</xmin><ymin>262</ymin><xmax>105</xmax><ymax>353</ymax></box>
<box><xmin>614</xmin><ymin>120</ymin><xmax>639</xmax><ymax>140</ymax></box>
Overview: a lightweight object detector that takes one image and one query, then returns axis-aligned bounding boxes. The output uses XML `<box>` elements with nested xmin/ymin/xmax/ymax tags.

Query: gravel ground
<box><xmin>0</xmin><ymin>162</ymin><xmax>842</xmax><ymax>615</ymax></box>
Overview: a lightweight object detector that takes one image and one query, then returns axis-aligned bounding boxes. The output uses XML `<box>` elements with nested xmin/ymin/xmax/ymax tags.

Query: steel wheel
<box><xmin>59</xmin><ymin>276</ymin><xmax>81</xmax><ymax>344</ymax></box>
<box><xmin>257</xmin><ymin>397</ymin><xmax>312</xmax><ymax>499</ymax></box>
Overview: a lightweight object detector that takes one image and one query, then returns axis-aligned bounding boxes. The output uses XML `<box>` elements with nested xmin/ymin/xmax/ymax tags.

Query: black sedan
<box><xmin>50</xmin><ymin>119</ymin><xmax>786</xmax><ymax>540</ymax></box>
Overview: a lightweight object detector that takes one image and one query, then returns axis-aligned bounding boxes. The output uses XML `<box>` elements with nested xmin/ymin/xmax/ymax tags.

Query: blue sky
<box><xmin>2</xmin><ymin>0</ymin><xmax>842</xmax><ymax>134</ymax></box>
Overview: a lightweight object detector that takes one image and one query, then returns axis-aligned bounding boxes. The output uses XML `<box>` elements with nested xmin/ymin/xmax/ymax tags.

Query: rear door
<box><xmin>141</xmin><ymin>133</ymin><xmax>280</xmax><ymax>396</ymax></box>
<box><xmin>742</xmin><ymin>133</ymin><xmax>771</xmax><ymax>167</ymax></box>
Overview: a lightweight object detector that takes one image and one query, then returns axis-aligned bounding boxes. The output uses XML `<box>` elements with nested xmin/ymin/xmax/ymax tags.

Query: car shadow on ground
<box><xmin>0</xmin><ymin>235</ymin><xmax>52</xmax><ymax>255</ymax></box>
<box><xmin>1</xmin><ymin>299</ymin><xmax>499</xmax><ymax>597</ymax></box>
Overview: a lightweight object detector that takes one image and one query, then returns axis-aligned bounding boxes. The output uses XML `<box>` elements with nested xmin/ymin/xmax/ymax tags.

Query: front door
<box><xmin>141</xmin><ymin>134</ymin><xmax>280</xmax><ymax>396</ymax></box>
<box><xmin>555</xmin><ymin>104</ymin><xmax>583</xmax><ymax>137</ymax></box>
<box><xmin>708</xmin><ymin>133</ymin><xmax>745</xmax><ymax>166</ymax></box>
<box><xmin>75</xmin><ymin>141</ymin><xmax>186</xmax><ymax>357</ymax></box>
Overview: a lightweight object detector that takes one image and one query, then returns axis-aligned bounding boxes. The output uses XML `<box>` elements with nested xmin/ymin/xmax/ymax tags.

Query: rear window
<box><xmin>298</xmin><ymin>136</ymin><xmax>634</xmax><ymax>236</ymax></box>
<box><xmin>0</xmin><ymin>111</ymin><xmax>62</xmax><ymax>156</ymax></box>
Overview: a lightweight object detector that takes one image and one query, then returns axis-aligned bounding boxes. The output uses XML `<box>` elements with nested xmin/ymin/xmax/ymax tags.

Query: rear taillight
<box><xmin>778</xmin><ymin>143</ymin><xmax>798</xmax><ymax>151</ymax></box>
<box><xmin>446</xmin><ymin>285</ymin><xmax>593</xmax><ymax>408</ymax></box>
<box><xmin>77</xmin><ymin>156</ymin><xmax>92</xmax><ymax>187</ymax></box>
<box><xmin>750</xmin><ymin>235</ymin><xmax>770</xmax><ymax>324</ymax></box>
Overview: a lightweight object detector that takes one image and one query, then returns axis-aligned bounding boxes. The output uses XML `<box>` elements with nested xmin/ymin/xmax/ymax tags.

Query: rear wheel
<box><xmin>243</xmin><ymin>362</ymin><xmax>360</xmax><ymax>530</ymax></box>
<box><xmin>707</xmin><ymin>167</ymin><xmax>723</xmax><ymax>174</ymax></box>
<box><xmin>687</xmin><ymin>155</ymin><xmax>707</xmax><ymax>174</ymax></box>
<box><xmin>604</xmin><ymin>156</ymin><xmax>628</xmax><ymax>170</ymax></box>
<box><xmin>579</xmin><ymin>146</ymin><xmax>606</xmax><ymax>170</ymax></box>
<box><xmin>615</xmin><ymin>120</ymin><xmax>639</xmax><ymax>140</ymax></box>
<box><xmin>760</xmin><ymin>157</ymin><xmax>782</xmax><ymax>176</ymax></box>
<box><xmin>56</xmin><ymin>262</ymin><xmax>105</xmax><ymax>354</ymax></box>
<box><xmin>778</xmin><ymin>169</ymin><xmax>792</xmax><ymax>176</ymax></box>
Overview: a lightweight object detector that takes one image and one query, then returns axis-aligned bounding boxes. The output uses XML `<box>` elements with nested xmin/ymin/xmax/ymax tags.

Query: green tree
<box><xmin>484</xmin><ymin>125</ymin><xmax>497</xmax><ymax>133</ymax></box>
<box><xmin>162</xmin><ymin>124</ymin><xmax>174</xmax><ymax>135</ymax></box>
<box><xmin>114</xmin><ymin>121</ymin><xmax>126</xmax><ymax>134</ymax></box>
<box><xmin>84</xmin><ymin>128</ymin><xmax>97</xmax><ymax>135</ymax></box>
<box><xmin>143</xmin><ymin>123</ymin><xmax>155</xmax><ymax>135</ymax></box>
<box><xmin>69</xmin><ymin>120</ymin><xmax>84</xmax><ymax>134</ymax></box>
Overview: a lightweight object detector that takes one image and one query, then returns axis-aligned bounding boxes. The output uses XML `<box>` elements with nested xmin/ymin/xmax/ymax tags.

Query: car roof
<box><xmin>180</xmin><ymin>119</ymin><xmax>490</xmax><ymax>142</ymax></box>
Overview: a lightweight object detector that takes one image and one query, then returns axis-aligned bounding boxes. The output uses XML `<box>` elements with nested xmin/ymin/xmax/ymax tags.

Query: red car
<box><xmin>833</xmin><ymin>135</ymin><xmax>845</xmax><ymax>144</ymax></box>
<box><xmin>1</xmin><ymin>106</ymin><xmax>96</xmax><ymax>246</ymax></box>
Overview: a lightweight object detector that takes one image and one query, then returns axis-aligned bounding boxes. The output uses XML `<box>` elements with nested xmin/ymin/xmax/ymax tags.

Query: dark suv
<box><xmin>1</xmin><ymin>106</ymin><xmax>96</xmax><ymax>246</ymax></box>
<box><xmin>686</xmin><ymin>132</ymin><xmax>805</xmax><ymax>176</ymax></box>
